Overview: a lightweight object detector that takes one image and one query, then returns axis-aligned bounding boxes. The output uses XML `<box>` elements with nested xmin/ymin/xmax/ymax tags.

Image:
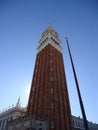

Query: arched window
<box><xmin>51</xmin><ymin>121</ymin><xmax>54</xmax><ymax>128</ymax></box>
<box><xmin>50</xmin><ymin>102</ymin><xmax>54</xmax><ymax>109</ymax></box>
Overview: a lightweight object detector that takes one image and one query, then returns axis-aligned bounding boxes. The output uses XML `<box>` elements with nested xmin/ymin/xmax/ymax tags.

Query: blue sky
<box><xmin>0</xmin><ymin>0</ymin><xmax>98</xmax><ymax>123</ymax></box>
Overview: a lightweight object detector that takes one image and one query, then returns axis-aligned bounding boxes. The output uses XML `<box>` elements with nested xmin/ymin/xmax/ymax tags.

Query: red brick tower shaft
<box><xmin>27</xmin><ymin>26</ymin><xmax>73</xmax><ymax>130</ymax></box>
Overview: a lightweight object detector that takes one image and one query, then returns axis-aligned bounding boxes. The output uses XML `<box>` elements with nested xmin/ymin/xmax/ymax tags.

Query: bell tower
<box><xmin>27</xmin><ymin>26</ymin><xmax>73</xmax><ymax>130</ymax></box>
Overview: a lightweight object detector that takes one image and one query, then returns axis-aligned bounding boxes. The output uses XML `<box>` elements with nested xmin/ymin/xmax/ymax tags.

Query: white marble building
<box><xmin>0</xmin><ymin>99</ymin><xmax>26</xmax><ymax>130</ymax></box>
<box><xmin>72</xmin><ymin>116</ymin><xmax>98</xmax><ymax>130</ymax></box>
<box><xmin>0</xmin><ymin>103</ymin><xmax>98</xmax><ymax>130</ymax></box>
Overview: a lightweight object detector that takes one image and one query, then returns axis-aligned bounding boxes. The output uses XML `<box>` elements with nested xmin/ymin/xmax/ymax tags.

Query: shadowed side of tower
<box><xmin>27</xmin><ymin>26</ymin><xmax>73</xmax><ymax>130</ymax></box>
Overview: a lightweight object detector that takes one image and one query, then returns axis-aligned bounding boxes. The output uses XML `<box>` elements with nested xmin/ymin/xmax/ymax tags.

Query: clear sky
<box><xmin>0</xmin><ymin>0</ymin><xmax>98</xmax><ymax>124</ymax></box>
